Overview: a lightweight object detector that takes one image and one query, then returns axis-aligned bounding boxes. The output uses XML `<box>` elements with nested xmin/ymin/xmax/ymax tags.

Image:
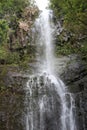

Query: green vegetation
<box><xmin>0</xmin><ymin>0</ymin><xmax>38</xmax><ymax>91</ymax></box>
<box><xmin>50</xmin><ymin>0</ymin><xmax>87</xmax><ymax>61</ymax></box>
<box><xmin>0</xmin><ymin>19</ymin><xmax>9</xmax><ymax>44</ymax></box>
<box><xmin>0</xmin><ymin>0</ymin><xmax>38</xmax><ymax>66</ymax></box>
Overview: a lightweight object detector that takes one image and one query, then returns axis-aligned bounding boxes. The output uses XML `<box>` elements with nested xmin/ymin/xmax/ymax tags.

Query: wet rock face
<box><xmin>0</xmin><ymin>91</ymin><xmax>25</xmax><ymax>130</ymax></box>
<box><xmin>75</xmin><ymin>90</ymin><xmax>87</xmax><ymax>130</ymax></box>
<box><xmin>0</xmin><ymin>70</ymin><xmax>28</xmax><ymax>130</ymax></box>
<box><xmin>0</xmin><ymin>55</ymin><xmax>87</xmax><ymax>130</ymax></box>
<box><xmin>0</xmin><ymin>71</ymin><xmax>62</xmax><ymax>130</ymax></box>
<box><xmin>60</xmin><ymin>56</ymin><xmax>87</xmax><ymax>130</ymax></box>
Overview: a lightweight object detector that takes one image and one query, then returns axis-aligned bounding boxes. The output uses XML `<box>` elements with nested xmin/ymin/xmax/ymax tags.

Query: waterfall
<box><xmin>25</xmin><ymin>0</ymin><xmax>77</xmax><ymax>130</ymax></box>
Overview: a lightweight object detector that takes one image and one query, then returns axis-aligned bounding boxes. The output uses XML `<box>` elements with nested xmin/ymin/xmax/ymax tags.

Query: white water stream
<box><xmin>26</xmin><ymin>0</ymin><xmax>77</xmax><ymax>130</ymax></box>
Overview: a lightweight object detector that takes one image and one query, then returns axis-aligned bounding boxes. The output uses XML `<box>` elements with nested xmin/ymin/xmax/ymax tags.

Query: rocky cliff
<box><xmin>59</xmin><ymin>55</ymin><xmax>87</xmax><ymax>130</ymax></box>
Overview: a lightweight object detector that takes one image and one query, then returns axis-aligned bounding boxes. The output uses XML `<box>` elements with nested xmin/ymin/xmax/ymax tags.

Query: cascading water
<box><xmin>25</xmin><ymin>0</ymin><xmax>77</xmax><ymax>130</ymax></box>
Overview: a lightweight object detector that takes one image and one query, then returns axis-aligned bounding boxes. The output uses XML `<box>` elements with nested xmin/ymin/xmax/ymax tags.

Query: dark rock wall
<box><xmin>60</xmin><ymin>57</ymin><xmax>87</xmax><ymax>130</ymax></box>
<box><xmin>0</xmin><ymin>69</ymin><xmax>28</xmax><ymax>130</ymax></box>
<box><xmin>0</xmin><ymin>56</ymin><xmax>87</xmax><ymax>130</ymax></box>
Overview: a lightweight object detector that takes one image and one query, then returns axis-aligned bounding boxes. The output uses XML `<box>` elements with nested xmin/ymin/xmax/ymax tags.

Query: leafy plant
<box><xmin>0</xmin><ymin>19</ymin><xmax>9</xmax><ymax>44</ymax></box>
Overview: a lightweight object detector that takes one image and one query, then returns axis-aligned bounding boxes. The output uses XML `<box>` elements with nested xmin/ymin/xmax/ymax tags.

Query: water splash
<box><xmin>25</xmin><ymin>0</ymin><xmax>77</xmax><ymax>130</ymax></box>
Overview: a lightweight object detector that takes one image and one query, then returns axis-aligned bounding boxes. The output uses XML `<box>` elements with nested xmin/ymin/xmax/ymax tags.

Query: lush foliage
<box><xmin>0</xmin><ymin>19</ymin><xmax>9</xmax><ymax>44</ymax></box>
<box><xmin>0</xmin><ymin>0</ymin><xmax>29</xmax><ymax>17</ymax></box>
<box><xmin>50</xmin><ymin>0</ymin><xmax>87</xmax><ymax>59</ymax></box>
<box><xmin>0</xmin><ymin>0</ymin><xmax>37</xmax><ymax>65</ymax></box>
<box><xmin>50</xmin><ymin>0</ymin><xmax>87</xmax><ymax>31</ymax></box>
